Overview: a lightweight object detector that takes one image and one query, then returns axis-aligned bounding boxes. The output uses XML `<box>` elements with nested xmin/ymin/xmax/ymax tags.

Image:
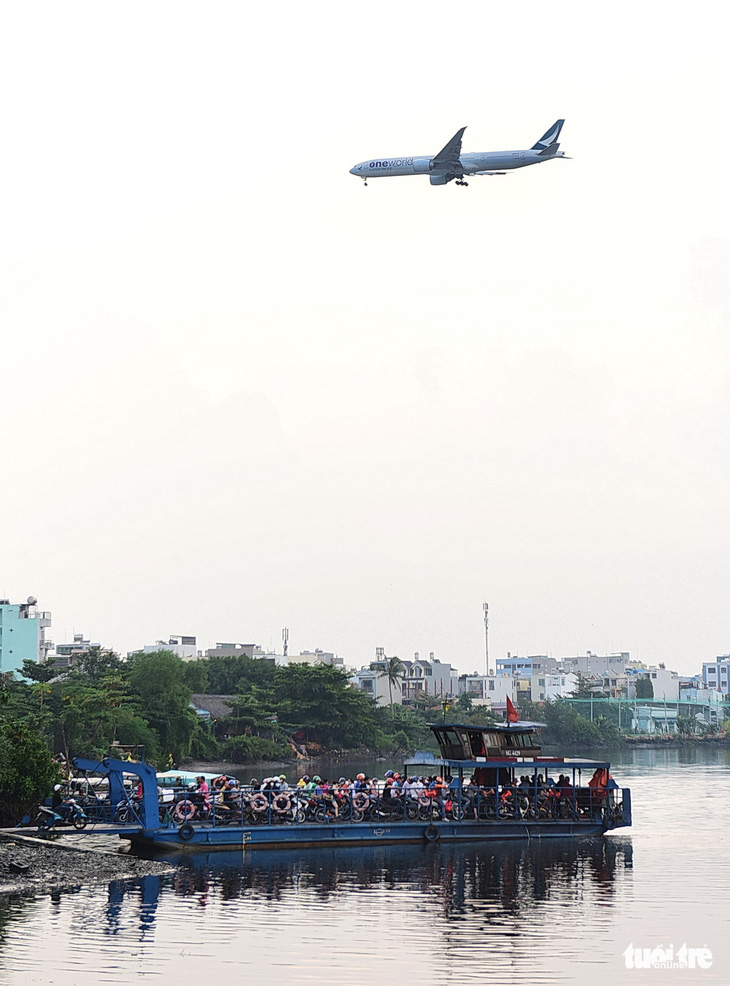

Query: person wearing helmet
<box><xmin>51</xmin><ymin>784</ymin><xmax>64</xmax><ymax>810</ymax></box>
<box><xmin>279</xmin><ymin>774</ymin><xmax>289</xmax><ymax>791</ymax></box>
<box><xmin>385</xmin><ymin>770</ymin><xmax>394</xmax><ymax>779</ymax></box>
<box><xmin>297</xmin><ymin>774</ymin><xmax>309</xmax><ymax>789</ymax></box>
<box><xmin>432</xmin><ymin>776</ymin><xmax>447</xmax><ymax>820</ymax></box>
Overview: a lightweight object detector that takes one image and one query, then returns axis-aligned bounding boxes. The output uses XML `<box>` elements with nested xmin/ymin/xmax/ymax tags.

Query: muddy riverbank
<box><xmin>0</xmin><ymin>832</ymin><xmax>173</xmax><ymax>897</ymax></box>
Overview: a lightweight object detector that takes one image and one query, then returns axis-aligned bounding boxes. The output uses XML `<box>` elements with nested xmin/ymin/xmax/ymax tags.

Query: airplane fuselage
<box><xmin>350</xmin><ymin>148</ymin><xmax>566</xmax><ymax>179</ymax></box>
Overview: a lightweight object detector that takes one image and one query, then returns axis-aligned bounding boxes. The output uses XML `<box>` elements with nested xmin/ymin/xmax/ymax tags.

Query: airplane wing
<box><xmin>431</xmin><ymin>127</ymin><xmax>466</xmax><ymax>171</ymax></box>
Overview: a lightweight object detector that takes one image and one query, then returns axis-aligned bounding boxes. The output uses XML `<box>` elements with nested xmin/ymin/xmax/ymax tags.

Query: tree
<box><xmin>635</xmin><ymin>677</ymin><xmax>654</xmax><ymax>700</ymax></box>
<box><xmin>570</xmin><ymin>675</ymin><xmax>596</xmax><ymax>699</ymax></box>
<box><xmin>70</xmin><ymin>645</ymin><xmax>123</xmax><ymax>682</ymax></box>
<box><xmin>205</xmin><ymin>655</ymin><xmax>276</xmax><ymax>694</ymax></box>
<box><xmin>0</xmin><ymin>715</ymin><xmax>59</xmax><ymax>825</ymax></box>
<box><xmin>20</xmin><ymin>658</ymin><xmax>58</xmax><ymax>683</ymax></box>
<box><xmin>377</xmin><ymin>656</ymin><xmax>406</xmax><ymax>715</ymax></box>
<box><xmin>271</xmin><ymin>664</ymin><xmax>379</xmax><ymax>748</ymax></box>
<box><xmin>126</xmin><ymin>650</ymin><xmax>198</xmax><ymax>763</ymax></box>
<box><xmin>183</xmin><ymin>660</ymin><xmax>209</xmax><ymax>694</ymax></box>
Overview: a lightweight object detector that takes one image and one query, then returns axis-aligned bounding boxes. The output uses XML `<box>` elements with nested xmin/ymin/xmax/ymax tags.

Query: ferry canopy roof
<box><xmin>432</xmin><ymin>721</ymin><xmax>547</xmax><ymax>732</ymax></box>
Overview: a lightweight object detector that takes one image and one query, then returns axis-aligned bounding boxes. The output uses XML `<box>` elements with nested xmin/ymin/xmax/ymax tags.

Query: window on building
<box><xmin>489</xmin><ymin>680</ymin><xmax>495</xmax><ymax>691</ymax></box>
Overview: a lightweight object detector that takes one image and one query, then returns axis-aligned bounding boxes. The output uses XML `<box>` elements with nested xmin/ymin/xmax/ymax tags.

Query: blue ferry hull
<box><xmin>125</xmin><ymin>815</ymin><xmax>622</xmax><ymax>852</ymax></box>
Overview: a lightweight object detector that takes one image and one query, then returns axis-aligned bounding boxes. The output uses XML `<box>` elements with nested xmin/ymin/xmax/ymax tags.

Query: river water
<box><xmin>1</xmin><ymin>747</ymin><xmax>728</xmax><ymax>984</ymax></box>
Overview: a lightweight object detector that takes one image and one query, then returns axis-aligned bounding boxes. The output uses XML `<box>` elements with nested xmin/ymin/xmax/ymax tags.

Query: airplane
<box><xmin>349</xmin><ymin>120</ymin><xmax>569</xmax><ymax>187</ymax></box>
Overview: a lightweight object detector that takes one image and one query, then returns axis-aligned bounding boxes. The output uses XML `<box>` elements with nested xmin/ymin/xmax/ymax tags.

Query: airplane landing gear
<box><xmin>455</xmin><ymin>179</ymin><xmax>469</xmax><ymax>187</ymax></box>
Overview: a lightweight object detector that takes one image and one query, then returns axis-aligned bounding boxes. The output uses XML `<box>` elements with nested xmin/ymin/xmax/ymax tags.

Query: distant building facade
<box><xmin>286</xmin><ymin>649</ymin><xmax>344</xmax><ymax>668</ymax></box>
<box><xmin>560</xmin><ymin>652</ymin><xmax>630</xmax><ymax>676</ymax></box>
<box><xmin>495</xmin><ymin>654</ymin><xmax>560</xmax><ymax>676</ymax></box>
<box><xmin>350</xmin><ymin>662</ymin><xmax>402</xmax><ymax>708</ymax></box>
<box><xmin>702</xmin><ymin>656</ymin><xmax>730</xmax><ymax>695</ymax></box>
<box><xmin>0</xmin><ymin>596</ymin><xmax>52</xmax><ymax>675</ymax></box>
<box><xmin>457</xmin><ymin>673</ymin><xmax>516</xmax><ymax>710</ymax></box>
<box><xmin>401</xmin><ymin>653</ymin><xmax>455</xmax><ymax>702</ymax></box>
<box><xmin>128</xmin><ymin>635</ymin><xmax>200</xmax><ymax>660</ymax></box>
<box><xmin>205</xmin><ymin>642</ymin><xmax>266</xmax><ymax>660</ymax></box>
<box><xmin>530</xmin><ymin>671</ymin><xmax>579</xmax><ymax>702</ymax></box>
<box><xmin>54</xmin><ymin>632</ymin><xmax>100</xmax><ymax>669</ymax></box>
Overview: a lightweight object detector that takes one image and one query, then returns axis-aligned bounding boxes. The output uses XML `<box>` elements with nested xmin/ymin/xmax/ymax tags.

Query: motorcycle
<box><xmin>35</xmin><ymin>799</ymin><xmax>88</xmax><ymax>831</ymax></box>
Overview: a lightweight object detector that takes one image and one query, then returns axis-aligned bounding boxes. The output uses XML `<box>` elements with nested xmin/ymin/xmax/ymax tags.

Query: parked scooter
<box><xmin>35</xmin><ymin>799</ymin><xmax>88</xmax><ymax>831</ymax></box>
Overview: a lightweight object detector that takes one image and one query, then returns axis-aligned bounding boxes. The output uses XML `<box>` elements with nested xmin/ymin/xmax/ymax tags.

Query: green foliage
<box><xmin>570</xmin><ymin>676</ymin><xmax>596</xmax><ymax>699</ymax></box>
<box><xmin>20</xmin><ymin>658</ymin><xmax>57</xmax><ymax>683</ymax></box>
<box><xmin>70</xmin><ymin>646</ymin><xmax>123</xmax><ymax>683</ymax></box>
<box><xmin>183</xmin><ymin>660</ymin><xmax>209</xmax><ymax>693</ymax></box>
<box><xmin>516</xmin><ymin>697</ymin><xmax>607</xmax><ymax>748</ymax></box>
<box><xmin>126</xmin><ymin>650</ymin><xmax>198</xmax><ymax>763</ymax></box>
<box><xmin>377</xmin><ymin>656</ymin><xmax>406</xmax><ymax>713</ymax></box>
<box><xmin>222</xmin><ymin>735</ymin><xmax>289</xmax><ymax>761</ymax></box>
<box><xmin>0</xmin><ymin>714</ymin><xmax>59</xmax><ymax>824</ymax></box>
<box><xmin>204</xmin><ymin>654</ymin><xmax>276</xmax><ymax>694</ymax></box>
<box><xmin>635</xmin><ymin>677</ymin><xmax>654</xmax><ymax>699</ymax></box>
<box><xmin>271</xmin><ymin>664</ymin><xmax>378</xmax><ymax>748</ymax></box>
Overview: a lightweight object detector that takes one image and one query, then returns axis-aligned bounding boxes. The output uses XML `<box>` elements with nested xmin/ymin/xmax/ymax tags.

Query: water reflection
<box><xmin>102</xmin><ymin>837</ymin><xmax>632</xmax><ymax>935</ymax></box>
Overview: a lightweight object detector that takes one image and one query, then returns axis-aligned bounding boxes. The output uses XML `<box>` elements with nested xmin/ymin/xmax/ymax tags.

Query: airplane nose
<box><xmin>349</xmin><ymin>165</ymin><xmax>359</xmax><ymax>175</ymax></box>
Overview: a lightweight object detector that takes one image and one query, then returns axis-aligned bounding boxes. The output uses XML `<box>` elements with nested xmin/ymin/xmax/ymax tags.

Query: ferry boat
<box><xmin>69</xmin><ymin>720</ymin><xmax>631</xmax><ymax>852</ymax></box>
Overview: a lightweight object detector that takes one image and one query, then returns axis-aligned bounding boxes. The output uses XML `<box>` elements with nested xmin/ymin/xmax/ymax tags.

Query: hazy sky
<box><xmin>2</xmin><ymin>3</ymin><xmax>729</xmax><ymax>676</ymax></box>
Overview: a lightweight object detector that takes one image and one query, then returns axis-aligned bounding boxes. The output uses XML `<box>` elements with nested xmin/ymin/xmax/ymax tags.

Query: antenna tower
<box><xmin>282</xmin><ymin>627</ymin><xmax>289</xmax><ymax>658</ymax></box>
<box><xmin>483</xmin><ymin>602</ymin><xmax>489</xmax><ymax>677</ymax></box>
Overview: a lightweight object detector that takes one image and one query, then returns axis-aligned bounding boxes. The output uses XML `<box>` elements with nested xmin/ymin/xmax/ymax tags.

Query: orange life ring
<box><xmin>251</xmin><ymin>794</ymin><xmax>269</xmax><ymax>813</ymax></box>
<box><xmin>352</xmin><ymin>793</ymin><xmax>369</xmax><ymax>812</ymax></box>
<box><xmin>175</xmin><ymin>800</ymin><xmax>196</xmax><ymax>821</ymax></box>
<box><xmin>273</xmin><ymin>794</ymin><xmax>291</xmax><ymax>814</ymax></box>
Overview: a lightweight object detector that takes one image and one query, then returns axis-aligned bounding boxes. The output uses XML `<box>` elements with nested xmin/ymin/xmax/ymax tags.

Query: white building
<box><xmin>286</xmin><ymin>649</ymin><xmax>344</xmax><ymax>668</ymax></box>
<box><xmin>560</xmin><ymin>651</ymin><xmax>630</xmax><ymax>676</ymax></box>
<box><xmin>53</xmin><ymin>632</ymin><xmax>100</xmax><ymax>669</ymax></box>
<box><xmin>702</xmin><ymin>656</ymin><xmax>730</xmax><ymax>695</ymax></box>
<box><xmin>133</xmin><ymin>635</ymin><xmax>200</xmax><ymax>660</ymax></box>
<box><xmin>530</xmin><ymin>671</ymin><xmax>579</xmax><ymax>702</ymax></box>
<box><xmin>457</xmin><ymin>673</ymin><xmax>516</xmax><ymax>709</ymax></box>
<box><xmin>350</xmin><ymin>662</ymin><xmax>403</xmax><ymax>708</ymax></box>
<box><xmin>637</xmin><ymin>665</ymin><xmax>679</xmax><ymax>702</ymax></box>
<box><xmin>401</xmin><ymin>653</ymin><xmax>455</xmax><ymax>702</ymax></box>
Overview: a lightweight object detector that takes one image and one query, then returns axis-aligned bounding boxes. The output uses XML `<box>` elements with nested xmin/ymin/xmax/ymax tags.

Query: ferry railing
<box><xmin>162</xmin><ymin>783</ymin><xmax>627</xmax><ymax>829</ymax></box>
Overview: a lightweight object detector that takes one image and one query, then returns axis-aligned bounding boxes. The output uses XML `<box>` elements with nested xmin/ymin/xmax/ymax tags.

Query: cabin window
<box><xmin>467</xmin><ymin>731</ymin><xmax>486</xmax><ymax>757</ymax></box>
<box><xmin>437</xmin><ymin>729</ymin><xmax>463</xmax><ymax>756</ymax></box>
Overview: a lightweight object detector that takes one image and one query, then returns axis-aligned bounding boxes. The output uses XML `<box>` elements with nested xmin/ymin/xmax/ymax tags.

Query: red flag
<box><xmin>506</xmin><ymin>696</ymin><xmax>519</xmax><ymax>723</ymax></box>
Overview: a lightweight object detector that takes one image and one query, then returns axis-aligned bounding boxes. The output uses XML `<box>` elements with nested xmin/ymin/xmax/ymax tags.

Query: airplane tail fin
<box><xmin>531</xmin><ymin>119</ymin><xmax>564</xmax><ymax>152</ymax></box>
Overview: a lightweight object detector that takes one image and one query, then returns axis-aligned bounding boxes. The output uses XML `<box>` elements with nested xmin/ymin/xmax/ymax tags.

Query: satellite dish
<box><xmin>27</xmin><ymin>595</ymin><xmax>38</xmax><ymax>605</ymax></box>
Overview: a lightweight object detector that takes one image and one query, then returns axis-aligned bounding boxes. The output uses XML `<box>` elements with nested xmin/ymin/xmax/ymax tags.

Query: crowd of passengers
<box><xmin>178</xmin><ymin>768</ymin><xmax>607</xmax><ymax>819</ymax></box>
